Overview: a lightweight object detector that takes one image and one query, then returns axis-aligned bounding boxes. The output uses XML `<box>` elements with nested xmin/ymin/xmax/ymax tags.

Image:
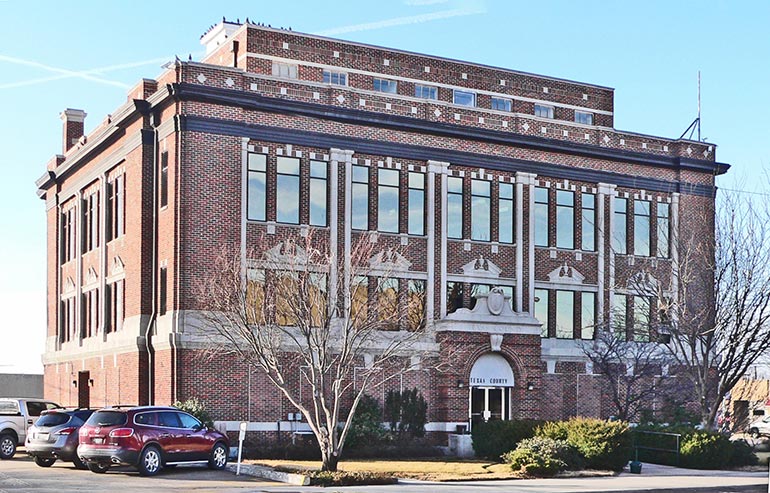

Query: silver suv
<box><xmin>0</xmin><ymin>398</ymin><xmax>60</xmax><ymax>459</ymax></box>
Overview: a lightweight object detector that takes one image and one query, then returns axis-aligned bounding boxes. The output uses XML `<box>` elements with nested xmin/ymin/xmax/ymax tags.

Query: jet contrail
<box><xmin>0</xmin><ymin>54</ymin><xmax>133</xmax><ymax>88</ymax></box>
<box><xmin>315</xmin><ymin>7</ymin><xmax>486</xmax><ymax>36</ymax></box>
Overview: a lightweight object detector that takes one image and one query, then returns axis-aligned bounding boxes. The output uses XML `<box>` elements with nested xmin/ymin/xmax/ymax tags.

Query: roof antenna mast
<box><xmin>679</xmin><ymin>70</ymin><xmax>702</xmax><ymax>141</ymax></box>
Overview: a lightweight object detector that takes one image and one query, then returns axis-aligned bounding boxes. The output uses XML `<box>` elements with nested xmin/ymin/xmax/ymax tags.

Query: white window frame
<box><xmin>575</xmin><ymin>110</ymin><xmax>593</xmax><ymax>125</ymax></box>
<box><xmin>491</xmin><ymin>96</ymin><xmax>512</xmax><ymax>112</ymax></box>
<box><xmin>414</xmin><ymin>84</ymin><xmax>438</xmax><ymax>100</ymax></box>
<box><xmin>534</xmin><ymin>104</ymin><xmax>555</xmax><ymax>119</ymax></box>
<box><xmin>373</xmin><ymin>78</ymin><xmax>398</xmax><ymax>94</ymax></box>
<box><xmin>323</xmin><ymin>70</ymin><xmax>348</xmax><ymax>86</ymax></box>
<box><xmin>272</xmin><ymin>62</ymin><xmax>298</xmax><ymax>79</ymax></box>
<box><xmin>453</xmin><ymin>89</ymin><xmax>476</xmax><ymax>107</ymax></box>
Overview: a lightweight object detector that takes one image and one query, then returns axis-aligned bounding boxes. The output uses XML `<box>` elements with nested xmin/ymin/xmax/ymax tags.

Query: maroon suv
<box><xmin>77</xmin><ymin>406</ymin><xmax>228</xmax><ymax>476</ymax></box>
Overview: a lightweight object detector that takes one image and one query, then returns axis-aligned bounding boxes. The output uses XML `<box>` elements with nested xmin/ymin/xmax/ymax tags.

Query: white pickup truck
<box><xmin>0</xmin><ymin>398</ymin><xmax>60</xmax><ymax>459</ymax></box>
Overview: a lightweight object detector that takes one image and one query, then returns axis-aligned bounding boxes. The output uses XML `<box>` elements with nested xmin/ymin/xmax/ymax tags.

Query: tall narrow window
<box><xmin>534</xmin><ymin>187</ymin><xmax>549</xmax><ymax>247</ymax></box>
<box><xmin>446</xmin><ymin>282</ymin><xmax>464</xmax><ymax>314</ymax></box>
<box><xmin>60</xmin><ymin>297</ymin><xmax>75</xmax><ymax>343</ymax></box>
<box><xmin>60</xmin><ymin>208</ymin><xmax>76</xmax><ymax>263</ymax></box>
<box><xmin>556</xmin><ymin>291</ymin><xmax>574</xmax><ymax>339</ymax></box>
<box><xmin>634</xmin><ymin>200</ymin><xmax>651</xmax><ymax>256</ymax></box>
<box><xmin>556</xmin><ymin>190</ymin><xmax>574</xmax><ymax>249</ymax></box>
<box><xmin>309</xmin><ymin>160</ymin><xmax>328</xmax><ymax>227</ymax></box>
<box><xmin>160</xmin><ymin>151</ymin><xmax>168</xmax><ymax>209</ymax></box>
<box><xmin>276</xmin><ymin>157</ymin><xmax>300</xmax><ymax>224</ymax></box>
<box><xmin>107</xmin><ymin>175</ymin><xmax>125</xmax><ymax>241</ymax></box>
<box><xmin>159</xmin><ymin>267</ymin><xmax>167</xmax><ymax>316</ymax></box>
<box><xmin>351</xmin><ymin>166</ymin><xmax>369</xmax><ymax>230</ymax></box>
<box><xmin>407</xmin><ymin>280</ymin><xmax>426</xmax><ymax>331</ymax></box>
<box><xmin>534</xmin><ymin>289</ymin><xmax>549</xmax><ymax>337</ymax></box>
<box><xmin>350</xmin><ymin>276</ymin><xmax>368</xmax><ymax>323</ymax></box>
<box><xmin>633</xmin><ymin>296</ymin><xmax>651</xmax><ymax>342</ymax></box>
<box><xmin>377</xmin><ymin>278</ymin><xmax>398</xmax><ymax>328</ymax></box>
<box><xmin>498</xmin><ymin>183</ymin><xmax>514</xmax><ymax>244</ymax></box>
<box><xmin>581</xmin><ymin>292</ymin><xmax>596</xmax><ymax>340</ymax></box>
<box><xmin>613</xmin><ymin>198</ymin><xmax>627</xmax><ymax>254</ymax></box>
<box><xmin>308</xmin><ymin>274</ymin><xmax>328</xmax><ymax>328</ymax></box>
<box><xmin>612</xmin><ymin>294</ymin><xmax>627</xmax><ymax>340</ymax></box>
<box><xmin>447</xmin><ymin>177</ymin><xmax>463</xmax><ymax>239</ymax></box>
<box><xmin>81</xmin><ymin>289</ymin><xmax>99</xmax><ymax>338</ymax></box>
<box><xmin>378</xmin><ymin>168</ymin><xmax>400</xmax><ymax>233</ymax></box>
<box><xmin>82</xmin><ymin>193</ymin><xmax>99</xmax><ymax>252</ymax></box>
<box><xmin>246</xmin><ymin>269</ymin><xmax>265</xmax><ymax>325</ymax></box>
<box><xmin>581</xmin><ymin>193</ymin><xmax>595</xmax><ymax>251</ymax></box>
<box><xmin>408</xmin><ymin>172</ymin><xmax>425</xmax><ymax>235</ymax></box>
<box><xmin>106</xmin><ymin>279</ymin><xmax>124</xmax><ymax>333</ymax></box>
<box><xmin>373</xmin><ymin>78</ymin><xmax>397</xmax><ymax>93</ymax></box>
<box><xmin>275</xmin><ymin>273</ymin><xmax>298</xmax><ymax>326</ymax></box>
<box><xmin>247</xmin><ymin>153</ymin><xmax>267</xmax><ymax>221</ymax></box>
<box><xmin>657</xmin><ymin>203</ymin><xmax>670</xmax><ymax>258</ymax></box>
<box><xmin>471</xmin><ymin>180</ymin><xmax>491</xmax><ymax>241</ymax></box>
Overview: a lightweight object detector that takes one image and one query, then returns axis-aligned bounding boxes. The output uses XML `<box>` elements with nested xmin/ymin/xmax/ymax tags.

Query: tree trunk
<box><xmin>320</xmin><ymin>446</ymin><xmax>339</xmax><ymax>472</ymax></box>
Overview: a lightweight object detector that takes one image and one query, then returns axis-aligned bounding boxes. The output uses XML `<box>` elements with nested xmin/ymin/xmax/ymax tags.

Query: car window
<box><xmin>158</xmin><ymin>411</ymin><xmax>182</xmax><ymax>428</ymax></box>
<box><xmin>178</xmin><ymin>412</ymin><xmax>201</xmax><ymax>429</ymax></box>
<box><xmin>86</xmin><ymin>411</ymin><xmax>127</xmax><ymax>427</ymax></box>
<box><xmin>26</xmin><ymin>402</ymin><xmax>48</xmax><ymax>417</ymax></box>
<box><xmin>0</xmin><ymin>400</ymin><xmax>19</xmax><ymax>415</ymax></box>
<box><xmin>134</xmin><ymin>412</ymin><xmax>159</xmax><ymax>426</ymax></box>
<box><xmin>36</xmin><ymin>412</ymin><xmax>70</xmax><ymax>427</ymax></box>
<box><xmin>74</xmin><ymin>410</ymin><xmax>94</xmax><ymax>422</ymax></box>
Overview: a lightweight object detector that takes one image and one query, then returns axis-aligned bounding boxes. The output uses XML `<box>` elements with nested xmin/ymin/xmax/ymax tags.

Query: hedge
<box><xmin>471</xmin><ymin>419</ymin><xmax>541</xmax><ymax>459</ymax></box>
<box><xmin>537</xmin><ymin>417</ymin><xmax>632</xmax><ymax>471</ymax></box>
<box><xmin>502</xmin><ymin>436</ymin><xmax>582</xmax><ymax>477</ymax></box>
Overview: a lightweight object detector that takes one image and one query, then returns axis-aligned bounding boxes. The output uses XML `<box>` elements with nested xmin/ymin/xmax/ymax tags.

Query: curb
<box><xmin>225</xmin><ymin>463</ymin><xmax>310</xmax><ymax>485</ymax></box>
<box><xmin>579</xmin><ymin>485</ymin><xmax>765</xmax><ymax>493</ymax></box>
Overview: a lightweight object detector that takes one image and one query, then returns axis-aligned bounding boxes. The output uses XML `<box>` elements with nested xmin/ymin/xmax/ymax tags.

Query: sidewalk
<box><xmin>251</xmin><ymin>462</ymin><xmax>769</xmax><ymax>493</ymax></box>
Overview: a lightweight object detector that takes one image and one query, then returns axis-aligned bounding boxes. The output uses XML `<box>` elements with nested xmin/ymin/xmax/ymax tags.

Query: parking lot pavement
<box><xmin>0</xmin><ymin>452</ymin><xmax>276</xmax><ymax>493</ymax></box>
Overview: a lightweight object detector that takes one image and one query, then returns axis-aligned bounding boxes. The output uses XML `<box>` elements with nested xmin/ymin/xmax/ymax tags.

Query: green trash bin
<box><xmin>629</xmin><ymin>460</ymin><xmax>643</xmax><ymax>474</ymax></box>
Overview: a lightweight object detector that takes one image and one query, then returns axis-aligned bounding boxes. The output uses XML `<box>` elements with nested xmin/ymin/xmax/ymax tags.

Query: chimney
<box><xmin>60</xmin><ymin>108</ymin><xmax>86</xmax><ymax>153</ymax></box>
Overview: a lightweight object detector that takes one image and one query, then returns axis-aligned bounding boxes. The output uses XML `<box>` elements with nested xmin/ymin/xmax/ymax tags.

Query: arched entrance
<box><xmin>469</xmin><ymin>353</ymin><xmax>515</xmax><ymax>427</ymax></box>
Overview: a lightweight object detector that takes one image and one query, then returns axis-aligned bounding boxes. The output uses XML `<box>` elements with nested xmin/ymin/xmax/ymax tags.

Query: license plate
<box><xmin>37</xmin><ymin>433</ymin><xmax>49</xmax><ymax>441</ymax></box>
<box><xmin>92</xmin><ymin>437</ymin><xmax>104</xmax><ymax>444</ymax></box>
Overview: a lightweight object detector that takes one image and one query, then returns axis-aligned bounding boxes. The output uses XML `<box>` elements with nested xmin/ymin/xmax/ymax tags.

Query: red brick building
<box><xmin>36</xmin><ymin>20</ymin><xmax>727</xmax><ymax>435</ymax></box>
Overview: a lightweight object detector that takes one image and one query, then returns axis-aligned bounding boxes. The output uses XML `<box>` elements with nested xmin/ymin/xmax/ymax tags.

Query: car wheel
<box><xmin>72</xmin><ymin>454</ymin><xmax>87</xmax><ymax>470</ymax></box>
<box><xmin>34</xmin><ymin>456</ymin><xmax>56</xmax><ymax>467</ymax></box>
<box><xmin>0</xmin><ymin>434</ymin><xmax>16</xmax><ymax>460</ymax></box>
<box><xmin>137</xmin><ymin>445</ymin><xmax>162</xmax><ymax>476</ymax></box>
<box><xmin>751</xmin><ymin>428</ymin><xmax>761</xmax><ymax>439</ymax></box>
<box><xmin>208</xmin><ymin>442</ymin><xmax>227</xmax><ymax>470</ymax></box>
<box><xmin>87</xmin><ymin>462</ymin><xmax>110</xmax><ymax>474</ymax></box>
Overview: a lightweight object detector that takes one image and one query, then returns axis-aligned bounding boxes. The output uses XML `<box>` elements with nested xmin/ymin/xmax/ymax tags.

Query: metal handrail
<box><xmin>633</xmin><ymin>430</ymin><xmax>681</xmax><ymax>465</ymax></box>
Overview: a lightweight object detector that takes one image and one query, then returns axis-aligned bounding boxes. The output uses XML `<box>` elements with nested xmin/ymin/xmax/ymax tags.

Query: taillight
<box><xmin>55</xmin><ymin>427</ymin><xmax>76</xmax><ymax>436</ymax></box>
<box><xmin>79</xmin><ymin>428</ymin><xmax>88</xmax><ymax>438</ymax></box>
<box><xmin>109</xmin><ymin>428</ymin><xmax>134</xmax><ymax>438</ymax></box>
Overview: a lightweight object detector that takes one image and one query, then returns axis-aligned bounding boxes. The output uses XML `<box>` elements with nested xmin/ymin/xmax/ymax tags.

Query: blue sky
<box><xmin>1</xmin><ymin>0</ymin><xmax>768</xmax><ymax>374</ymax></box>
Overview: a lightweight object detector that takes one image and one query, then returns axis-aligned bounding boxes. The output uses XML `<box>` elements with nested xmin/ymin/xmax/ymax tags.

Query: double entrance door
<box><xmin>470</xmin><ymin>386</ymin><xmax>512</xmax><ymax>426</ymax></box>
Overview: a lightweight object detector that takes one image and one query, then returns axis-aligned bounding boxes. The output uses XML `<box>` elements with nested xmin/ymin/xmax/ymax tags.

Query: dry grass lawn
<box><xmin>250</xmin><ymin>458</ymin><xmax>519</xmax><ymax>480</ymax></box>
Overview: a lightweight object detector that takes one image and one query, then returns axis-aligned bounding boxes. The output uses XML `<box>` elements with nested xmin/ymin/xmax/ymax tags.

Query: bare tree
<box><xmin>194</xmin><ymin>231</ymin><xmax>429</xmax><ymax>471</ymax></box>
<box><xmin>580</xmin><ymin>322</ymin><xmax>674</xmax><ymax>421</ymax></box>
<box><xmin>663</xmin><ymin>192</ymin><xmax>770</xmax><ymax>427</ymax></box>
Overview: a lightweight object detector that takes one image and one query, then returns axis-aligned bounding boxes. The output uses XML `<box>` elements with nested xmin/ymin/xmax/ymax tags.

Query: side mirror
<box><xmin>193</xmin><ymin>423</ymin><xmax>204</xmax><ymax>432</ymax></box>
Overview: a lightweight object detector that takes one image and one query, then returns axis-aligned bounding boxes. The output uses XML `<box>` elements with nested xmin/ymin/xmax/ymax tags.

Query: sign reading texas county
<box><xmin>469</xmin><ymin>353</ymin><xmax>515</xmax><ymax>387</ymax></box>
